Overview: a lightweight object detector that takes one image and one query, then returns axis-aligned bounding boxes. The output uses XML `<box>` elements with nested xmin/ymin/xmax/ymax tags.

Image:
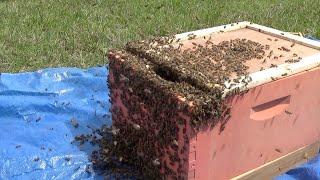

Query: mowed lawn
<box><xmin>0</xmin><ymin>0</ymin><xmax>319</xmax><ymax>72</ymax></box>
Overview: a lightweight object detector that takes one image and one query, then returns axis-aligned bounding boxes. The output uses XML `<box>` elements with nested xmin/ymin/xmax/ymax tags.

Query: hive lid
<box><xmin>126</xmin><ymin>22</ymin><xmax>320</xmax><ymax>97</ymax></box>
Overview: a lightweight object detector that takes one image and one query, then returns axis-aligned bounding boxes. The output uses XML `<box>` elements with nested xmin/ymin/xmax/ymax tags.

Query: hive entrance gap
<box><xmin>154</xmin><ymin>66</ymin><xmax>180</xmax><ymax>83</ymax></box>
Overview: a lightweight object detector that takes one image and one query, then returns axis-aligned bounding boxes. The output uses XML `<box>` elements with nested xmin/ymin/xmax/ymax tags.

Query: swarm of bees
<box><xmin>79</xmin><ymin>32</ymin><xmax>303</xmax><ymax>179</ymax></box>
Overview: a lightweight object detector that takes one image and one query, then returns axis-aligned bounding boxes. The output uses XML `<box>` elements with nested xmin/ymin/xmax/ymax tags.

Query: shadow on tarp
<box><xmin>0</xmin><ymin>66</ymin><xmax>110</xmax><ymax>180</ymax></box>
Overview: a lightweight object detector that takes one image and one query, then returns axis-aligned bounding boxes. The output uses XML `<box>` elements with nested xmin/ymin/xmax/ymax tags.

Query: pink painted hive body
<box><xmin>191</xmin><ymin>67</ymin><xmax>320</xmax><ymax>179</ymax></box>
<box><xmin>108</xmin><ymin>24</ymin><xmax>320</xmax><ymax>179</ymax></box>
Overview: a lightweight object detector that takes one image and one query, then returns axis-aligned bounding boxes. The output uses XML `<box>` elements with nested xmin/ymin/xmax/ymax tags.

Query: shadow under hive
<box><xmin>105</xmin><ymin>22</ymin><xmax>320</xmax><ymax>179</ymax></box>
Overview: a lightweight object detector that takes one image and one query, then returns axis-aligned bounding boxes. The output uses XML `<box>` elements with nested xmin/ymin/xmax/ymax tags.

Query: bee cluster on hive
<box><xmin>75</xmin><ymin>32</ymin><xmax>302</xmax><ymax>179</ymax></box>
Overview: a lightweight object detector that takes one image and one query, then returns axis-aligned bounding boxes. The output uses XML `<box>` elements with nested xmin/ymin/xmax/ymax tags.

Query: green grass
<box><xmin>0</xmin><ymin>0</ymin><xmax>319</xmax><ymax>72</ymax></box>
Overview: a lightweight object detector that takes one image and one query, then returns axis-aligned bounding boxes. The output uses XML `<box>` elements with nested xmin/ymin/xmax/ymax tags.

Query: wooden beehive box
<box><xmin>108</xmin><ymin>22</ymin><xmax>320</xmax><ymax>179</ymax></box>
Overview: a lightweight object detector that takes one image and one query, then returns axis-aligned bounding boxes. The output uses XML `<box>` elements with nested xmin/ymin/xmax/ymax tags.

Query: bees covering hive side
<box><xmin>104</xmin><ymin>50</ymin><xmax>219</xmax><ymax>179</ymax></box>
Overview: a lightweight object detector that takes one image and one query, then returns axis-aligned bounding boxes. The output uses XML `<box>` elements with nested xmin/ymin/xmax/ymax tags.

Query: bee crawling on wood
<box><xmin>280</xmin><ymin>46</ymin><xmax>290</xmax><ymax>52</ymax></box>
<box><xmin>267</xmin><ymin>50</ymin><xmax>273</xmax><ymax>58</ymax></box>
<box><xmin>285</xmin><ymin>110</ymin><xmax>293</xmax><ymax>115</ymax></box>
<box><xmin>270</xmin><ymin>64</ymin><xmax>277</xmax><ymax>68</ymax></box>
<box><xmin>177</xmin><ymin>43</ymin><xmax>184</xmax><ymax>50</ymax></box>
<box><xmin>285</xmin><ymin>59</ymin><xmax>300</xmax><ymax>63</ymax></box>
<box><xmin>227</xmin><ymin>87</ymin><xmax>241</xmax><ymax>96</ymax></box>
<box><xmin>265</xmin><ymin>45</ymin><xmax>270</xmax><ymax>50</ymax></box>
<box><xmin>275</xmin><ymin>148</ymin><xmax>282</xmax><ymax>153</ymax></box>
<box><xmin>271</xmin><ymin>77</ymin><xmax>278</xmax><ymax>81</ymax></box>
<box><xmin>262</xmin><ymin>59</ymin><xmax>267</xmax><ymax>63</ymax></box>
<box><xmin>187</xmin><ymin>33</ymin><xmax>196</xmax><ymax>40</ymax></box>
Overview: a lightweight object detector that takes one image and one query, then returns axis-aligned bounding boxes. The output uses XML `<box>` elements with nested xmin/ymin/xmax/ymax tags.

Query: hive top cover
<box><xmin>125</xmin><ymin>22</ymin><xmax>320</xmax><ymax>96</ymax></box>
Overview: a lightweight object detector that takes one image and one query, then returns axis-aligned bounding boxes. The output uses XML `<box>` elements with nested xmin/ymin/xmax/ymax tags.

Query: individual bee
<box><xmin>267</xmin><ymin>38</ymin><xmax>272</xmax><ymax>41</ymax></box>
<box><xmin>70</xmin><ymin>118</ymin><xmax>79</xmax><ymax>128</ymax></box>
<box><xmin>260</xmin><ymin>67</ymin><xmax>265</xmax><ymax>71</ymax></box>
<box><xmin>265</xmin><ymin>45</ymin><xmax>270</xmax><ymax>50</ymax></box>
<box><xmin>228</xmin><ymin>87</ymin><xmax>240</xmax><ymax>96</ymax></box>
<box><xmin>267</xmin><ymin>50</ymin><xmax>273</xmax><ymax>58</ymax></box>
<box><xmin>285</xmin><ymin>59</ymin><xmax>299</xmax><ymax>63</ymax></box>
<box><xmin>133</xmin><ymin>123</ymin><xmax>141</xmax><ymax>130</ymax></box>
<box><xmin>285</xmin><ymin>59</ymin><xmax>293</xmax><ymax>63</ymax></box>
<box><xmin>293</xmin><ymin>53</ymin><xmax>298</xmax><ymax>57</ymax></box>
<box><xmin>275</xmin><ymin>148</ymin><xmax>282</xmax><ymax>153</ymax></box>
<box><xmin>280</xmin><ymin>46</ymin><xmax>290</xmax><ymax>52</ymax></box>
<box><xmin>144</xmin><ymin>88</ymin><xmax>152</xmax><ymax>94</ymax></box>
<box><xmin>281</xmin><ymin>73</ymin><xmax>288</xmax><ymax>76</ymax></box>
<box><xmin>285</xmin><ymin>110</ymin><xmax>292</xmax><ymax>115</ymax></box>
<box><xmin>291</xmin><ymin>42</ymin><xmax>296</xmax><ymax>47</ymax></box>
<box><xmin>233</xmin><ymin>78</ymin><xmax>240</xmax><ymax>83</ymax></box>
<box><xmin>187</xmin><ymin>33</ymin><xmax>196</xmax><ymax>40</ymax></box>
<box><xmin>172</xmin><ymin>139</ymin><xmax>179</xmax><ymax>146</ymax></box>
<box><xmin>119</xmin><ymin>74</ymin><xmax>129</xmax><ymax>82</ymax></box>
<box><xmin>275</xmin><ymin>38</ymin><xmax>279</xmax><ymax>41</ymax></box>
<box><xmin>270</xmin><ymin>64</ymin><xmax>277</xmax><ymax>68</ymax></box>
<box><xmin>33</xmin><ymin>157</ymin><xmax>40</xmax><ymax>162</ymax></box>
<box><xmin>271</xmin><ymin>77</ymin><xmax>278</xmax><ymax>81</ymax></box>
<box><xmin>177</xmin><ymin>43</ymin><xmax>184</xmax><ymax>49</ymax></box>
<box><xmin>153</xmin><ymin>158</ymin><xmax>161</xmax><ymax>166</ymax></box>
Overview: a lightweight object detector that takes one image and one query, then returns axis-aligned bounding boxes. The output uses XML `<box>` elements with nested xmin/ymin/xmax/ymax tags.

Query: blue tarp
<box><xmin>0</xmin><ymin>67</ymin><xmax>110</xmax><ymax>179</ymax></box>
<box><xmin>276</xmin><ymin>155</ymin><xmax>320</xmax><ymax>180</ymax></box>
<box><xmin>0</xmin><ymin>65</ymin><xmax>320</xmax><ymax>180</ymax></box>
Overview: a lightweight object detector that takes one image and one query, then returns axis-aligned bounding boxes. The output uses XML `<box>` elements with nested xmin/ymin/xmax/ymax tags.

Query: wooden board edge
<box><xmin>231</xmin><ymin>141</ymin><xmax>320</xmax><ymax>180</ymax></box>
<box><xmin>222</xmin><ymin>53</ymin><xmax>320</xmax><ymax>97</ymax></box>
<box><xmin>246</xmin><ymin>24</ymin><xmax>320</xmax><ymax>50</ymax></box>
<box><xmin>174</xmin><ymin>21</ymin><xmax>250</xmax><ymax>41</ymax></box>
